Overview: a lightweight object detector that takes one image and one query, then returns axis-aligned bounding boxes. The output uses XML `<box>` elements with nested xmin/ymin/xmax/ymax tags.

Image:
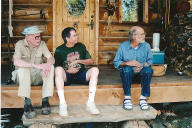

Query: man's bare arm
<box><xmin>33</xmin><ymin>56</ymin><xmax>54</xmax><ymax>77</ymax></box>
<box><xmin>13</xmin><ymin>57</ymin><xmax>33</xmax><ymax>68</ymax></box>
<box><xmin>72</xmin><ymin>58</ymin><xmax>94</xmax><ymax>66</ymax></box>
<box><xmin>13</xmin><ymin>56</ymin><xmax>55</xmax><ymax>68</ymax></box>
<box><xmin>46</xmin><ymin>56</ymin><xmax>55</xmax><ymax>65</ymax></box>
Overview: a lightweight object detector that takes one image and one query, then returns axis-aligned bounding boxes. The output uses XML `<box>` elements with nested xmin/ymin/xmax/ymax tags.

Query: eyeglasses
<box><xmin>34</xmin><ymin>35</ymin><xmax>41</xmax><ymax>40</ymax></box>
<box><xmin>137</xmin><ymin>33</ymin><xmax>146</xmax><ymax>36</ymax></box>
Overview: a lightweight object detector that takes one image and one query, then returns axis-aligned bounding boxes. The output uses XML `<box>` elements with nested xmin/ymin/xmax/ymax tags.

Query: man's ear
<box><xmin>66</xmin><ymin>37</ymin><xmax>70</xmax><ymax>42</ymax></box>
<box><xmin>128</xmin><ymin>31</ymin><xmax>133</xmax><ymax>40</ymax></box>
<box><xmin>132</xmin><ymin>34</ymin><xmax>137</xmax><ymax>40</ymax></box>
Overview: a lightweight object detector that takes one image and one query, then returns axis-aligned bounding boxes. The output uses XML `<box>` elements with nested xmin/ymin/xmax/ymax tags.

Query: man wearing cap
<box><xmin>12</xmin><ymin>26</ymin><xmax>55</xmax><ymax>119</ymax></box>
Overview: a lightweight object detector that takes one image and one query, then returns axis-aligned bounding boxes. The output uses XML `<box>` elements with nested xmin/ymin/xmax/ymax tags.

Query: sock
<box><xmin>57</xmin><ymin>90</ymin><xmax>66</xmax><ymax>105</ymax></box>
<box><xmin>87</xmin><ymin>86</ymin><xmax>96</xmax><ymax>103</ymax></box>
<box><xmin>24</xmin><ymin>97</ymin><xmax>32</xmax><ymax>105</ymax></box>
<box><xmin>24</xmin><ymin>97</ymin><xmax>32</xmax><ymax>112</ymax></box>
<box><xmin>140</xmin><ymin>95</ymin><xmax>146</xmax><ymax>99</ymax></box>
<box><xmin>42</xmin><ymin>97</ymin><xmax>48</xmax><ymax>102</ymax></box>
<box><xmin>125</xmin><ymin>96</ymin><xmax>131</xmax><ymax>99</ymax></box>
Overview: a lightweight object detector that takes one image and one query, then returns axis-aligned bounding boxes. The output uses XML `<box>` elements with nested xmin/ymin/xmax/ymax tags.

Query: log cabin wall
<box><xmin>1</xmin><ymin>0</ymin><xmax>53</xmax><ymax>65</ymax></box>
<box><xmin>98</xmin><ymin>0</ymin><xmax>162</xmax><ymax>64</ymax></box>
<box><xmin>1</xmin><ymin>0</ymin><xmax>164</xmax><ymax>65</ymax></box>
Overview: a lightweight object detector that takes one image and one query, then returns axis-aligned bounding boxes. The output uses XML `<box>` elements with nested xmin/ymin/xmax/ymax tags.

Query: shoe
<box><xmin>59</xmin><ymin>104</ymin><xmax>68</xmax><ymax>116</ymax></box>
<box><xmin>122</xmin><ymin>98</ymin><xmax>133</xmax><ymax>110</ymax></box>
<box><xmin>6</xmin><ymin>78</ymin><xmax>14</xmax><ymax>85</ymax></box>
<box><xmin>140</xmin><ymin>99</ymin><xmax>150</xmax><ymax>110</ymax></box>
<box><xmin>86</xmin><ymin>102</ymin><xmax>100</xmax><ymax>115</ymax></box>
<box><xmin>41</xmin><ymin>101</ymin><xmax>51</xmax><ymax>115</ymax></box>
<box><xmin>24</xmin><ymin>104</ymin><xmax>36</xmax><ymax>119</ymax></box>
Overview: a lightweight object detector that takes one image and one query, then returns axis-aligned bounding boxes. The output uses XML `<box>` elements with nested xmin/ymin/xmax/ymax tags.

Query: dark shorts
<box><xmin>64</xmin><ymin>70</ymin><xmax>89</xmax><ymax>86</ymax></box>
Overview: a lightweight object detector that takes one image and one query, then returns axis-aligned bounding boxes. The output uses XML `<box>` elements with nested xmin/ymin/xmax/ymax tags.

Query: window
<box><xmin>119</xmin><ymin>0</ymin><xmax>149</xmax><ymax>23</ymax></box>
<box><xmin>121</xmin><ymin>0</ymin><xmax>138</xmax><ymax>22</ymax></box>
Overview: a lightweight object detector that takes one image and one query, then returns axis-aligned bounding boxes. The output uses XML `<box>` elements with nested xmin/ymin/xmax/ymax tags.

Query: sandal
<box><xmin>122</xmin><ymin>98</ymin><xmax>133</xmax><ymax>110</ymax></box>
<box><xmin>140</xmin><ymin>99</ymin><xmax>150</xmax><ymax>110</ymax></box>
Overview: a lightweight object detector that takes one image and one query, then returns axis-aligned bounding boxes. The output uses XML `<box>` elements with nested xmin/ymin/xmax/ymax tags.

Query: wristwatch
<box><xmin>144</xmin><ymin>63</ymin><xmax>151</xmax><ymax>67</ymax></box>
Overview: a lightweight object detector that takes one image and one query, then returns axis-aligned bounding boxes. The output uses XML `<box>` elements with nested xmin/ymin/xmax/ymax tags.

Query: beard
<box><xmin>136</xmin><ymin>37</ymin><xmax>145</xmax><ymax>43</ymax></box>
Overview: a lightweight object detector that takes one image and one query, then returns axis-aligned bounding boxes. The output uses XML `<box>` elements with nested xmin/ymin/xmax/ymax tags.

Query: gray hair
<box><xmin>128</xmin><ymin>29</ymin><xmax>137</xmax><ymax>40</ymax></box>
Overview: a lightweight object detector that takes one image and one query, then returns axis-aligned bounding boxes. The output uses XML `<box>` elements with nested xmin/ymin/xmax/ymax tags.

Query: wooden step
<box><xmin>22</xmin><ymin>105</ymin><xmax>158</xmax><ymax>126</ymax></box>
<box><xmin>2</xmin><ymin>83</ymin><xmax>192</xmax><ymax>108</ymax></box>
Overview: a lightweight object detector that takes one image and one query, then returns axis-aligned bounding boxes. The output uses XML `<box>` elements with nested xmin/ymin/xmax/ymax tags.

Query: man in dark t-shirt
<box><xmin>54</xmin><ymin>27</ymin><xmax>100</xmax><ymax>116</ymax></box>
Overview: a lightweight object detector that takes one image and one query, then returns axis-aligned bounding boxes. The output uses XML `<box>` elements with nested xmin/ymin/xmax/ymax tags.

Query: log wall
<box><xmin>1</xmin><ymin>0</ymin><xmax>163</xmax><ymax>65</ymax></box>
<box><xmin>1</xmin><ymin>0</ymin><xmax>53</xmax><ymax>64</ymax></box>
<box><xmin>98</xmin><ymin>0</ymin><xmax>162</xmax><ymax>64</ymax></box>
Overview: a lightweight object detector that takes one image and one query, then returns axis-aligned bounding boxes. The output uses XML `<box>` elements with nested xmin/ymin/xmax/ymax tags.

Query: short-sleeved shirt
<box><xmin>13</xmin><ymin>39</ymin><xmax>52</xmax><ymax>65</ymax></box>
<box><xmin>54</xmin><ymin>42</ymin><xmax>91</xmax><ymax>71</ymax></box>
<box><xmin>113</xmin><ymin>40</ymin><xmax>153</xmax><ymax>70</ymax></box>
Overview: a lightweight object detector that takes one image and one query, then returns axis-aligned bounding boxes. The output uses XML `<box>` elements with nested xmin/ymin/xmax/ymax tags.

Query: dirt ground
<box><xmin>1</xmin><ymin>102</ymin><xmax>192</xmax><ymax>128</ymax></box>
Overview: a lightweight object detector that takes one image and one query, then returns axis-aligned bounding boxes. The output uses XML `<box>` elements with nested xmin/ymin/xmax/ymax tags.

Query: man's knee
<box><xmin>122</xmin><ymin>66</ymin><xmax>133</xmax><ymax>73</ymax></box>
<box><xmin>55</xmin><ymin>66</ymin><xmax>65</xmax><ymax>76</ymax></box>
<box><xmin>141</xmin><ymin>67</ymin><xmax>153</xmax><ymax>75</ymax></box>
<box><xmin>50</xmin><ymin>65</ymin><xmax>54</xmax><ymax>73</ymax></box>
<box><xmin>90</xmin><ymin>67</ymin><xmax>99</xmax><ymax>76</ymax></box>
<box><xmin>12</xmin><ymin>67</ymin><xmax>31</xmax><ymax>84</ymax></box>
<box><xmin>17</xmin><ymin>67</ymin><xmax>31</xmax><ymax>79</ymax></box>
<box><xmin>18</xmin><ymin>67</ymin><xmax>30</xmax><ymax>73</ymax></box>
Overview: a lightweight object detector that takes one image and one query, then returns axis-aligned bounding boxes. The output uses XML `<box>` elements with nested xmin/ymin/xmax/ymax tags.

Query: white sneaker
<box><xmin>59</xmin><ymin>104</ymin><xmax>68</xmax><ymax>116</ymax></box>
<box><xmin>86</xmin><ymin>102</ymin><xmax>100</xmax><ymax>115</ymax></box>
<box><xmin>123</xmin><ymin>99</ymin><xmax>133</xmax><ymax>110</ymax></box>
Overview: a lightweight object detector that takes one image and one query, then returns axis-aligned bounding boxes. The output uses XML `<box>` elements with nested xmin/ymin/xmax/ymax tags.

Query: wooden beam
<box><xmin>52</xmin><ymin>0</ymin><xmax>56</xmax><ymax>53</ymax></box>
<box><xmin>119</xmin><ymin>0</ymin><xmax>122</xmax><ymax>23</ymax></box>
<box><xmin>22</xmin><ymin>105</ymin><xmax>157</xmax><ymax>126</ymax></box>
<box><xmin>53</xmin><ymin>0</ymin><xmax>63</xmax><ymax>53</ymax></box>
<box><xmin>143</xmin><ymin>0</ymin><xmax>148</xmax><ymax>23</ymax></box>
<box><xmin>2</xmin><ymin>83</ymin><xmax>192</xmax><ymax>108</ymax></box>
<box><xmin>189</xmin><ymin>0</ymin><xmax>192</xmax><ymax>11</ymax></box>
<box><xmin>95</xmin><ymin>0</ymin><xmax>99</xmax><ymax>65</ymax></box>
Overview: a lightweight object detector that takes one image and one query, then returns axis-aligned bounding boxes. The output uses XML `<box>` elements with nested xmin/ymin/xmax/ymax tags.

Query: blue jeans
<box><xmin>120</xmin><ymin>66</ymin><xmax>153</xmax><ymax>97</ymax></box>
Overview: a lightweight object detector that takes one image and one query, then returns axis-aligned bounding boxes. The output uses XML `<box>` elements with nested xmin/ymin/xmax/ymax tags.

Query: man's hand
<box><xmin>33</xmin><ymin>63</ymin><xmax>51</xmax><ymax>77</ymax></box>
<box><xmin>126</xmin><ymin>60</ymin><xmax>141</xmax><ymax>67</ymax></box>
<box><xmin>69</xmin><ymin>60</ymin><xmax>79</xmax><ymax>68</ymax></box>
<box><xmin>135</xmin><ymin>66</ymin><xmax>143</xmax><ymax>72</ymax></box>
<box><xmin>66</xmin><ymin>66</ymin><xmax>80</xmax><ymax>74</ymax></box>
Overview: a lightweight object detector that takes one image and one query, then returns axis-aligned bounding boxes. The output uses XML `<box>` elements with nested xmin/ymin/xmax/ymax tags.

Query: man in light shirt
<box><xmin>113</xmin><ymin>26</ymin><xmax>153</xmax><ymax>110</ymax></box>
<box><xmin>12</xmin><ymin>26</ymin><xmax>55</xmax><ymax>119</ymax></box>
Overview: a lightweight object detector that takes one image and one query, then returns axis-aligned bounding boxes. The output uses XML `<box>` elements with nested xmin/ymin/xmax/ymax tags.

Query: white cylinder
<box><xmin>152</xmin><ymin>33</ymin><xmax>160</xmax><ymax>51</ymax></box>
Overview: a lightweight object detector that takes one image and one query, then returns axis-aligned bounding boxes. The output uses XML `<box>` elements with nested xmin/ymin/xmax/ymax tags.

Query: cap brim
<box><xmin>21</xmin><ymin>30</ymin><xmax>43</xmax><ymax>35</ymax></box>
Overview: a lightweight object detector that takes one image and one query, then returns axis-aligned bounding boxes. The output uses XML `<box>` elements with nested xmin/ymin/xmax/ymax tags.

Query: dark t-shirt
<box><xmin>54</xmin><ymin>42</ymin><xmax>91</xmax><ymax>71</ymax></box>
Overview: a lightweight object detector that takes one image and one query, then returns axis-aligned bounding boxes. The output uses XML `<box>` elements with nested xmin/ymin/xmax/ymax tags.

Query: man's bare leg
<box><xmin>55</xmin><ymin>66</ymin><xmax>68</xmax><ymax>116</ymax></box>
<box><xmin>86</xmin><ymin>67</ymin><xmax>100</xmax><ymax>114</ymax></box>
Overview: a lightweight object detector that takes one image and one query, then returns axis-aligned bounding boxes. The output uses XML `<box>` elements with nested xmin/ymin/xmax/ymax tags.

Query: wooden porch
<box><xmin>2</xmin><ymin>66</ymin><xmax>192</xmax><ymax>108</ymax></box>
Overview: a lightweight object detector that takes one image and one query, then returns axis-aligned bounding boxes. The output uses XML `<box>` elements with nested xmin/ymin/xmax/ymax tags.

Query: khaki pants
<box><xmin>12</xmin><ymin>65</ymin><xmax>54</xmax><ymax>99</ymax></box>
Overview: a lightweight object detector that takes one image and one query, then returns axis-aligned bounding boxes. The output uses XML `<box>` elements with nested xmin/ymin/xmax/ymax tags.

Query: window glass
<box><xmin>66</xmin><ymin>0</ymin><xmax>86</xmax><ymax>17</ymax></box>
<box><xmin>122</xmin><ymin>0</ymin><xmax>138</xmax><ymax>22</ymax></box>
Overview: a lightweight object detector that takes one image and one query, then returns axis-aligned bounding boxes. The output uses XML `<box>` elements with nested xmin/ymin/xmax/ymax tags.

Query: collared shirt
<box><xmin>113</xmin><ymin>40</ymin><xmax>153</xmax><ymax>70</ymax></box>
<box><xmin>13</xmin><ymin>39</ymin><xmax>52</xmax><ymax>64</ymax></box>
